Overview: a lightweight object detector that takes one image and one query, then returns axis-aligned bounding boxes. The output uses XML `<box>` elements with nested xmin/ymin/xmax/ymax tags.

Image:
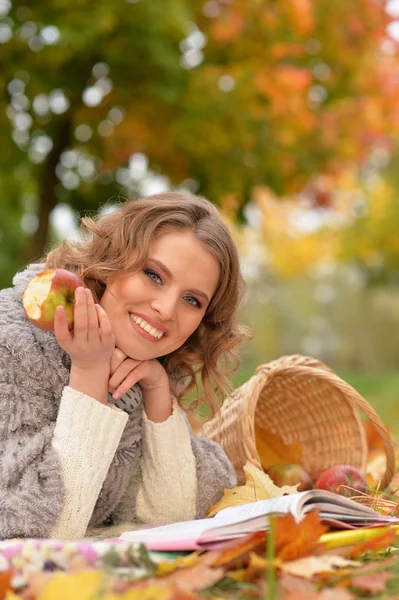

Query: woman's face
<box><xmin>100</xmin><ymin>230</ymin><xmax>220</xmax><ymax>361</ymax></box>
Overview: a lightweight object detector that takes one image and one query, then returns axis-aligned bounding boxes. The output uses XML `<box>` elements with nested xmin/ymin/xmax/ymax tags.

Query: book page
<box><xmin>120</xmin><ymin>518</ymin><xmax>215</xmax><ymax>543</ymax></box>
<box><xmin>215</xmin><ymin>492</ymin><xmax>307</xmax><ymax>521</ymax></box>
<box><xmin>301</xmin><ymin>490</ymin><xmax>393</xmax><ymax>517</ymax></box>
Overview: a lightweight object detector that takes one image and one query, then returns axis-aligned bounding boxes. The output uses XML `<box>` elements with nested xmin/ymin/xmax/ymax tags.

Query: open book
<box><xmin>120</xmin><ymin>490</ymin><xmax>399</xmax><ymax>551</ymax></box>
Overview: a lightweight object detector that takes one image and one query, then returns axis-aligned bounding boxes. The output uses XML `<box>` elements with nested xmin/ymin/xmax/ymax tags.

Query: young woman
<box><xmin>0</xmin><ymin>191</ymin><xmax>248</xmax><ymax>540</ymax></box>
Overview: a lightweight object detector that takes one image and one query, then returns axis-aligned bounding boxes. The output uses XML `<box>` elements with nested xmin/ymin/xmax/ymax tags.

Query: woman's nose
<box><xmin>151</xmin><ymin>292</ymin><xmax>178</xmax><ymax>320</ymax></box>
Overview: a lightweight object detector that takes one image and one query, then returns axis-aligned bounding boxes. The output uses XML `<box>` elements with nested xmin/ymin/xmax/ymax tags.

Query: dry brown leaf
<box><xmin>279</xmin><ymin>574</ymin><xmax>356</xmax><ymax>599</ymax></box>
<box><xmin>226</xmin><ymin>551</ymin><xmax>270</xmax><ymax>583</ymax></box>
<box><xmin>281</xmin><ymin>555</ymin><xmax>360</xmax><ymax>579</ymax></box>
<box><xmin>275</xmin><ymin>512</ymin><xmax>328</xmax><ymax>562</ymax></box>
<box><xmin>278</xmin><ymin>573</ymin><xmax>320</xmax><ymax>599</ymax></box>
<box><xmin>207</xmin><ymin>461</ymin><xmax>298</xmax><ymax>516</ymax></box>
<box><xmin>160</xmin><ymin>564</ymin><xmax>224</xmax><ymax>592</ymax></box>
<box><xmin>350</xmin><ymin>571</ymin><xmax>394</xmax><ymax>594</ymax></box>
<box><xmin>317</xmin><ymin>589</ymin><xmax>356</xmax><ymax>600</ymax></box>
<box><xmin>255</xmin><ymin>425</ymin><xmax>303</xmax><ymax>470</ymax></box>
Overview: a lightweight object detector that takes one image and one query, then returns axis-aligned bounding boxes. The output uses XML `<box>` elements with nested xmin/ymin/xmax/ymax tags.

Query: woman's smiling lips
<box><xmin>129</xmin><ymin>312</ymin><xmax>167</xmax><ymax>341</ymax></box>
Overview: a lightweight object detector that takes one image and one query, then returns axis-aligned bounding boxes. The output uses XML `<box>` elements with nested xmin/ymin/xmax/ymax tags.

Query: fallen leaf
<box><xmin>349</xmin><ymin>529</ymin><xmax>397</xmax><ymax>559</ymax></box>
<box><xmin>0</xmin><ymin>571</ymin><xmax>13</xmax><ymax>600</ymax></box>
<box><xmin>365</xmin><ymin>421</ymin><xmax>386</xmax><ymax>452</ymax></box>
<box><xmin>207</xmin><ymin>462</ymin><xmax>298</xmax><ymax>516</ymax></box>
<box><xmin>350</xmin><ymin>571</ymin><xmax>394</xmax><ymax>593</ymax></box>
<box><xmin>38</xmin><ymin>571</ymin><xmax>104</xmax><ymax>600</ymax></box>
<box><xmin>226</xmin><ymin>551</ymin><xmax>268</xmax><ymax>582</ymax></box>
<box><xmin>25</xmin><ymin>572</ymin><xmax>55</xmax><ymax>600</ymax></box>
<box><xmin>317</xmin><ymin>589</ymin><xmax>356</xmax><ymax>599</ymax></box>
<box><xmin>255</xmin><ymin>425</ymin><xmax>303</xmax><ymax>469</ymax></box>
<box><xmin>112</xmin><ymin>581</ymin><xmax>199</xmax><ymax>600</ymax></box>
<box><xmin>160</xmin><ymin>564</ymin><xmax>224</xmax><ymax>592</ymax></box>
<box><xmin>278</xmin><ymin>573</ymin><xmax>320</xmax><ymax>599</ymax></box>
<box><xmin>205</xmin><ymin>531</ymin><xmax>266</xmax><ymax>569</ymax></box>
<box><xmin>366</xmin><ymin>451</ymin><xmax>387</xmax><ymax>484</ymax></box>
<box><xmin>282</xmin><ymin>555</ymin><xmax>360</xmax><ymax>578</ymax></box>
<box><xmin>274</xmin><ymin>512</ymin><xmax>328</xmax><ymax>561</ymax></box>
<box><xmin>279</xmin><ymin>573</ymin><xmax>356</xmax><ymax>599</ymax></box>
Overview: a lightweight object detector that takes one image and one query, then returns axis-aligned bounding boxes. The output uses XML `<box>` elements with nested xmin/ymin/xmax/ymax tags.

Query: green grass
<box><xmin>336</xmin><ymin>370</ymin><xmax>399</xmax><ymax>439</ymax></box>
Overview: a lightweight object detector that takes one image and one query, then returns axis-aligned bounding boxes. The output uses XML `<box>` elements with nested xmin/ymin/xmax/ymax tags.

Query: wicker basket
<box><xmin>202</xmin><ymin>355</ymin><xmax>395</xmax><ymax>489</ymax></box>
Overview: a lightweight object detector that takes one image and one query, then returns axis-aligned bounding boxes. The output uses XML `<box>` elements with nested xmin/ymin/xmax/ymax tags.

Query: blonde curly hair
<box><xmin>46</xmin><ymin>191</ymin><xmax>250</xmax><ymax>419</ymax></box>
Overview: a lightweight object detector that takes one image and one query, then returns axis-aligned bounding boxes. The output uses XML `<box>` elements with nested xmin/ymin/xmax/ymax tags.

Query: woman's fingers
<box><xmin>110</xmin><ymin>347</ymin><xmax>128</xmax><ymax>376</ymax></box>
<box><xmin>109</xmin><ymin>358</ymin><xmax>141</xmax><ymax>394</ymax></box>
<box><xmin>86</xmin><ymin>288</ymin><xmax>99</xmax><ymax>336</ymax></box>
<box><xmin>95</xmin><ymin>304</ymin><xmax>115</xmax><ymax>346</ymax></box>
<box><xmin>111</xmin><ymin>366</ymin><xmax>144</xmax><ymax>399</ymax></box>
<box><xmin>54</xmin><ymin>305</ymin><xmax>73</xmax><ymax>346</ymax></box>
<box><xmin>72</xmin><ymin>287</ymin><xmax>88</xmax><ymax>339</ymax></box>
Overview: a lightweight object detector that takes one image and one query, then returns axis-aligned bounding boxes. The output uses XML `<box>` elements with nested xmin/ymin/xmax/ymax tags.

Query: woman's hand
<box><xmin>109</xmin><ymin>348</ymin><xmax>173</xmax><ymax>422</ymax></box>
<box><xmin>55</xmin><ymin>287</ymin><xmax>115</xmax><ymax>403</ymax></box>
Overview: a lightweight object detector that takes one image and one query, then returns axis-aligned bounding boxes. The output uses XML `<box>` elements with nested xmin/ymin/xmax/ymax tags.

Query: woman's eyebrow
<box><xmin>148</xmin><ymin>258</ymin><xmax>210</xmax><ymax>303</ymax></box>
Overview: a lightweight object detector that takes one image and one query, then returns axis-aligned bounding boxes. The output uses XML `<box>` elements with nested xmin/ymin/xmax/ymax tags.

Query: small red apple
<box><xmin>267</xmin><ymin>464</ymin><xmax>313</xmax><ymax>492</ymax></box>
<box><xmin>314</xmin><ymin>465</ymin><xmax>366</xmax><ymax>497</ymax></box>
<box><xmin>22</xmin><ymin>268</ymin><xmax>84</xmax><ymax>331</ymax></box>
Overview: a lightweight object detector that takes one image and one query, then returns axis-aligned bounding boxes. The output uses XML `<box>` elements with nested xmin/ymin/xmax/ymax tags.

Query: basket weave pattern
<box><xmin>202</xmin><ymin>355</ymin><xmax>395</xmax><ymax>488</ymax></box>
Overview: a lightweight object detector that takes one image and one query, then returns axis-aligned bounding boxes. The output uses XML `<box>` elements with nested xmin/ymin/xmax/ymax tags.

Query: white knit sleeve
<box><xmin>51</xmin><ymin>386</ymin><xmax>128</xmax><ymax>539</ymax></box>
<box><xmin>135</xmin><ymin>399</ymin><xmax>197</xmax><ymax>524</ymax></box>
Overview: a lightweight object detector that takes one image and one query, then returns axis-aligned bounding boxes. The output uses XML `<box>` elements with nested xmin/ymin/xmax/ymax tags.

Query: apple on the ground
<box><xmin>314</xmin><ymin>465</ymin><xmax>367</xmax><ymax>497</ymax></box>
<box><xmin>22</xmin><ymin>268</ymin><xmax>84</xmax><ymax>331</ymax></box>
<box><xmin>267</xmin><ymin>463</ymin><xmax>313</xmax><ymax>492</ymax></box>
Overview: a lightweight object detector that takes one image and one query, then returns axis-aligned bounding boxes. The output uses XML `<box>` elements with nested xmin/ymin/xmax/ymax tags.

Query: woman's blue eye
<box><xmin>144</xmin><ymin>269</ymin><xmax>162</xmax><ymax>284</ymax></box>
<box><xmin>185</xmin><ymin>296</ymin><xmax>202</xmax><ymax>309</ymax></box>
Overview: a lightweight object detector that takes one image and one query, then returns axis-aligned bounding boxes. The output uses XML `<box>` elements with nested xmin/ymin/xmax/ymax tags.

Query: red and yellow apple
<box><xmin>22</xmin><ymin>268</ymin><xmax>84</xmax><ymax>330</ymax></box>
<box><xmin>267</xmin><ymin>464</ymin><xmax>313</xmax><ymax>492</ymax></box>
<box><xmin>314</xmin><ymin>465</ymin><xmax>366</xmax><ymax>497</ymax></box>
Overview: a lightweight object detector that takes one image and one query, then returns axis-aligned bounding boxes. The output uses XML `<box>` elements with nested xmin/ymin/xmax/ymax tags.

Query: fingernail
<box><xmin>112</xmin><ymin>392</ymin><xmax>120</xmax><ymax>400</ymax></box>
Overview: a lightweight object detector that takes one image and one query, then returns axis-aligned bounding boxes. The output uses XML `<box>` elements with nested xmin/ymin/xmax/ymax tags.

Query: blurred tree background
<box><xmin>2</xmin><ymin>0</ymin><xmax>399</xmax><ymax>426</ymax></box>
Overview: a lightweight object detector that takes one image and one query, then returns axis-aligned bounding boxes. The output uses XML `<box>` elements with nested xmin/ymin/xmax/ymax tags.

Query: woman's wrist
<box><xmin>69</xmin><ymin>364</ymin><xmax>110</xmax><ymax>405</ymax></box>
<box><xmin>143</xmin><ymin>386</ymin><xmax>173</xmax><ymax>422</ymax></box>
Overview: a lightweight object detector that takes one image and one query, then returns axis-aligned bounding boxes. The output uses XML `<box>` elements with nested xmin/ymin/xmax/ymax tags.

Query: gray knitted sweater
<box><xmin>0</xmin><ymin>263</ymin><xmax>237</xmax><ymax>539</ymax></box>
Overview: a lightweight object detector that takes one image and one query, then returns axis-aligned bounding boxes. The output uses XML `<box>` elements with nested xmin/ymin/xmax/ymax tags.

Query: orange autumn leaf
<box><xmin>255</xmin><ymin>425</ymin><xmax>303</xmax><ymax>470</ymax></box>
<box><xmin>207</xmin><ymin>531</ymin><xmax>266</xmax><ymax>569</ymax></box>
<box><xmin>0</xmin><ymin>571</ymin><xmax>12</xmax><ymax>600</ymax></box>
<box><xmin>365</xmin><ymin>421</ymin><xmax>385</xmax><ymax>451</ymax></box>
<box><xmin>349</xmin><ymin>529</ymin><xmax>397</xmax><ymax>559</ymax></box>
<box><xmin>274</xmin><ymin>512</ymin><xmax>328</xmax><ymax>562</ymax></box>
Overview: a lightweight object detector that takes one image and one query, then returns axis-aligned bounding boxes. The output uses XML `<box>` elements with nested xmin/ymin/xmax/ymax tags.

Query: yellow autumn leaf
<box><xmin>38</xmin><ymin>571</ymin><xmax>104</xmax><ymax>600</ymax></box>
<box><xmin>207</xmin><ymin>461</ymin><xmax>298</xmax><ymax>516</ymax></box>
<box><xmin>255</xmin><ymin>424</ymin><xmax>303</xmax><ymax>469</ymax></box>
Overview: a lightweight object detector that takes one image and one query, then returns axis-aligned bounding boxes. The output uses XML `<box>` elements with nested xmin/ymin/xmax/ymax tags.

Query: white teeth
<box><xmin>131</xmin><ymin>314</ymin><xmax>164</xmax><ymax>339</ymax></box>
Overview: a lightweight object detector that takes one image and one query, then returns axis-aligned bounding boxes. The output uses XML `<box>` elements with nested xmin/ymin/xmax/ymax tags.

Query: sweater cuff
<box><xmin>136</xmin><ymin>399</ymin><xmax>197</xmax><ymax>524</ymax></box>
<box><xmin>51</xmin><ymin>386</ymin><xmax>128</xmax><ymax>539</ymax></box>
